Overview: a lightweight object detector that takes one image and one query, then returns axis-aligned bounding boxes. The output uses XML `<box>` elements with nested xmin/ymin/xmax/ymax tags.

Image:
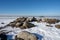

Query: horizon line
<box><xmin>0</xmin><ymin>15</ymin><xmax>60</xmax><ymax>17</ymax></box>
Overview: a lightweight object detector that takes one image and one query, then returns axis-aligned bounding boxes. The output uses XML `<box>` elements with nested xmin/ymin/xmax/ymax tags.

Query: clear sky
<box><xmin>0</xmin><ymin>0</ymin><xmax>60</xmax><ymax>16</ymax></box>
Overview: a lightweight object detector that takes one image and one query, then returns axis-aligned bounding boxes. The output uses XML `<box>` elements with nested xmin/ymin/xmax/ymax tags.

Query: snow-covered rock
<box><xmin>0</xmin><ymin>17</ymin><xmax>60</xmax><ymax>40</ymax></box>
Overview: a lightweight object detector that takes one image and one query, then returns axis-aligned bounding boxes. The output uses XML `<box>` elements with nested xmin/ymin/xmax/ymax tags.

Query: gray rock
<box><xmin>15</xmin><ymin>31</ymin><xmax>38</xmax><ymax>40</ymax></box>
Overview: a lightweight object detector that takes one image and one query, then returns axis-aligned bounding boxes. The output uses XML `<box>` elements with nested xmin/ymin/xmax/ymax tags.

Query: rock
<box><xmin>23</xmin><ymin>22</ymin><xmax>29</xmax><ymax>27</ymax></box>
<box><xmin>26</xmin><ymin>18</ymin><xmax>31</xmax><ymax>22</ymax></box>
<box><xmin>0</xmin><ymin>33</ymin><xmax>7</xmax><ymax>40</ymax></box>
<box><xmin>7</xmin><ymin>17</ymin><xmax>35</xmax><ymax>29</ymax></box>
<box><xmin>55</xmin><ymin>25</ymin><xmax>60</xmax><ymax>29</ymax></box>
<box><xmin>31</xmin><ymin>17</ymin><xmax>37</xmax><ymax>22</ymax></box>
<box><xmin>20</xmin><ymin>26</ymin><xmax>26</xmax><ymax>29</ymax></box>
<box><xmin>15</xmin><ymin>18</ymin><xmax>21</xmax><ymax>22</ymax></box>
<box><xmin>37</xmin><ymin>19</ymin><xmax>42</xmax><ymax>22</ymax></box>
<box><xmin>46</xmin><ymin>24</ymin><xmax>53</xmax><ymax>27</ymax></box>
<box><xmin>43</xmin><ymin>18</ymin><xmax>60</xmax><ymax>24</ymax></box>
<box><xmin>8</xmin><ymin>22</ymin><xmax>16</xmax><ymax>27</ymax></box>
<box><xmin>7</xmin><ymin>21</ymin><xmax>35</xmax><ymax>29</ymax></box>
<box><xmin>15</xmin><ymin>31</ymin><xmax>38</xmax><ymax>40</ymax></box>
<box><xmin>26</xmin><ymin>17</ymin><xmax>37</xmax><ymax>22</ymax></box>
<box><xmin>15</xmin><ymin>17</ymin><xmax>27</xmax><ymax>22</ymax></box>
<box><xmin>15</xmin><ymin>22</ymin><xmax>23</xmax><ymax>27</ymax></box>
<box><xmin>1</xmin><ymin>22</ymin><xmax>5</xmax><ymax>24</ymax></box>
<box><xmin>21</xmin><ymin>21</ymin><xmax>35</xmax><ymax>29</ymax></box>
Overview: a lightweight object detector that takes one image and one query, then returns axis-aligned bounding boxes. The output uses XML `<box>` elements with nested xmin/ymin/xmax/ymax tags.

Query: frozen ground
<box><xmin>0</xmin><ymin>17</ymin><xmax>60</xmax><ymax>40</ymax></box>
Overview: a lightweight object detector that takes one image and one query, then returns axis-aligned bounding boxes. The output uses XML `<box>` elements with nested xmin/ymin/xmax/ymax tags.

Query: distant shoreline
<box><xmin>0</xmin><ymin>15</ymin><xmax>60</xmax><ymax>17</ymax></box>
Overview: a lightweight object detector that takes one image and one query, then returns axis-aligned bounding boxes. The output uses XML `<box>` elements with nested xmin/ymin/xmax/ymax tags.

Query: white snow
<box><xmin>0</xmin><ymin>17</ymin><xmax>17</xmax><ymax>27</ymax></box>
<box><xmin>0</xmin><ymin>17</ymin><xmax>60</xmax><ymax>40</ymax></box>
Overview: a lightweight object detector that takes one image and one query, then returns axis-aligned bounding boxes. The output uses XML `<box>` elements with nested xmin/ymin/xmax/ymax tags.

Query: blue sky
<box><xmin>0</xmin><ymin>0</ymin><xmax>60</xmax><ymax>16</ymax></box>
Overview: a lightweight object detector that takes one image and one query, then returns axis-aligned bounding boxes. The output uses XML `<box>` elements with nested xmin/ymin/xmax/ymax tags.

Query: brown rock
<box><xmin>55</xmin><ymin>25</ymin><xmax>60</xmax><ymax>29</ymax></box>
<box><xmin>43</xmin><ymin>18</ymin><xmax>60</xmax><ymax>24</ymax></box>
<box><xmin>15</xmin><ymin>31</ymin><xmax>38</xmax><ymax>40</ymax></box>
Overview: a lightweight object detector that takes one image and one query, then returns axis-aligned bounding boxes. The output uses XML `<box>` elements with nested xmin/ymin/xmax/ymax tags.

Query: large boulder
<box><xmin>26</xmin><ymin>18</ymin><xmax>32</xmax><ymax>22</ymax></box>
<box><xmin>21</xmin><ymin>21</ymin><xmax>35</xmax><ymax>29</ymax></box>
<box><xmin>15</xmin><ymin>31</ymin><xmax>38</xmax><ymax>40</ymax></box>
<box><xmin>15</xmin><ymin>22</ymin><xmax>23</xmax><ymax>27</ymax></box>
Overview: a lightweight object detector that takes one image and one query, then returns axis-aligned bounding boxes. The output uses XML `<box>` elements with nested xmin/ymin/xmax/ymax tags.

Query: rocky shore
<box><xmin>0</xmin><ymin>17</ymin><xmax>60</xmax><ymax>40</ymax></box>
